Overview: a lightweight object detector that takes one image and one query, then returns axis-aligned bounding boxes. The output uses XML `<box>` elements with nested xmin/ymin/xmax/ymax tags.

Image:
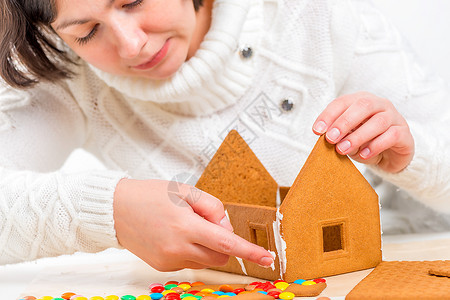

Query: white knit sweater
<box><xmin>1</xmin><ymin>0</ymin><xmax>449</xmax><ymax>265</ymax></box>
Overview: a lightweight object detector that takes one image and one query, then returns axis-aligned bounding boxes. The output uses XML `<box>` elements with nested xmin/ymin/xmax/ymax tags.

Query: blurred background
<box><xmin>61</xmin><ymin>0</ymin><xmax>450</xmax><ymax>172</ymax></box>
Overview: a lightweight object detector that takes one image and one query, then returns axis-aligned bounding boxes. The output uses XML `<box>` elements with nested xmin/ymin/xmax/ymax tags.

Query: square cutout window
<box><xmin>249</xmin><ymin>223</ymin><xmax>270</xmax><ymax>250</ymax></box>
<box><xmin>322</xmin><ymin>224</ymin><xmax>343</xmax><ymax>252</ymax></box>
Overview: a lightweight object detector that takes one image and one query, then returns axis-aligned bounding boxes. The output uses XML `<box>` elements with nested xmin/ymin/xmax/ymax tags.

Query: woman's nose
<box><xmin>111</xmin><ymin>18</ymin><xmax>147</xmax><ymax>59</ymax></box>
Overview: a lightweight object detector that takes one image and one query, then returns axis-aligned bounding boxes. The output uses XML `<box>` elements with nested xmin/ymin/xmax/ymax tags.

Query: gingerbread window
<box><xmin>320</xmin><ymin>219</ymin><xmax>349</xmax><ymax>260</ymax></box>
<box><xmin>248</xmin><ymin>222</ymin><xmax>270</xmax><ymax>250</ymax></box>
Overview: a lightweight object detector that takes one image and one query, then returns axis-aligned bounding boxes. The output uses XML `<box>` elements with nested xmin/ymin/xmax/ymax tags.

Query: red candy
<box><xmin>189</xmin><ymin>290</ymin><xmax>200</xmax><ymax>295</ymax></box>
<box><xmin>151</xmin><ymin>286</ymin><xmax>165</xmax><ymax>293</ymax></box>
<box><xmin>165</xmin><ymin>281</ymin><xmax>179</xmax><ymax>286</ymax></box>
<box><xmin>165</xmin><ymin>293</ymin><xmax>181</xmax><ymax>300</ymax></box>
<box><xmin>267</xmin><ymin>291</ymin><xmax>281</xmax><ymax>299</ymax></box>
<box><xmin>249</xmin><ymin>281</ymin><xmax>262</xmax><ymax>286</ymax></box>
<box><xmin>313</xmin><ymin>278</ymin><xmax>326</xmax><ymax>283</ymax></box>
<box><xmin>273</xmin><ymin>280</ymin><xmax>286</xmax><ymax>284</ymax></box>
<box><xmin>232</xmin><ymin>288</ymin><xmax>245</xmax><ymax>295</ymax></box>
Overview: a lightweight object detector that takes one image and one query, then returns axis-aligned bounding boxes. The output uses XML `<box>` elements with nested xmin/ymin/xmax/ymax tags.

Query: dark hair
<box><xmin>0</xmin><ymin>0</ymin><xmax>204</xmax><ymax>89</ymax></box>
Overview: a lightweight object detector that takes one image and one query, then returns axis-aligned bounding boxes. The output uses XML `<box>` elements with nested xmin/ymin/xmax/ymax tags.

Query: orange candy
<box><xmin>191</xmin><ymin>282</ymin><xmax>205</xmax><ymax>286</ymax></box>
<box><xmin>61</xmin><ymin>292</ymin><xmax>76</xmax><ymax>299</ymax></box>
<box><xmin>218</xmin><ymin>285</ymin><xmax>234</xmax><ymax>293</ymax></box>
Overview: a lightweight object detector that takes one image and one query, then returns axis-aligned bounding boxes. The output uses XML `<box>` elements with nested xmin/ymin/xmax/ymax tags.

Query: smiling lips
<box><xmin>133</xmin><ymin>40</ymin><xmax>170</xmax><ymax>70</ymax></box>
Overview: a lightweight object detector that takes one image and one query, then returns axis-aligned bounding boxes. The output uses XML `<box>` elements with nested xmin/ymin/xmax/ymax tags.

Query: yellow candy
<box><xmin>105</xmin><ymin>296</ymin><xmax>120</xmax><ymax>300</ymax></box>
<box><xmin>200</xmin><ymin>289</ymin><xmax>215</xmax><ymax>294</ymax></box>
<box><xmin>301</xmin><ymin>281</ymin><xmax>316</xmax><ymax>285</ymax></box>
<box><xmin>274</xmin><ymin>282</ymin><xmax>290</xmax><ymax>291</ymax></box>
<box><xmin>182</xmin><ymin>297</ymin><xmax>197</xmax><ymax>300</ymax></box>
<box><xmin>40</xmin><ymin>297</ymin><xmax>53</xmax><ymax>300</ymax></box>
<box><xmin>217</xmin><ymin>296</ymin><xmax>230</xmax><ymax>298</ymax></box>
<box><xmin>90</xmin><ymin>297</ymin><xmax>105</xmax><ymax>300</ymax></box>
<box><xmin>279</xmin><ymin>292</ymin><xmax>295</xmax><ymax>300</ymax></box>
<box><xmin>178</xmin><ymin>284</ymin><xmax>192</xmax><ymax>291</ymax></box>
<box><xmin>136</xmin><ymin>296</ymin><xmax>152</xmax><ymax>300</ymax></box>
<box><xmin>74</xmin><ymin>297</ymin><xmax>88</xmax><ymax>300</ymax></box>
<box><xmin>162</xmin><ymin>290</ymin><xmax>177</xmax><ymax>296</ymax></box>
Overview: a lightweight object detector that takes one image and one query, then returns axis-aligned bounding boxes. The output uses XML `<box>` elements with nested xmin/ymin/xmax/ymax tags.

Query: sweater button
<box><xmin>280</xmin><ymin>98</ymin><xmax>294</xmax><ymax>111</ymax></box>
<box><xmin>239</xmin><ymin>46</ymin><xmax>253</xmax><ymax>59</ymax></box>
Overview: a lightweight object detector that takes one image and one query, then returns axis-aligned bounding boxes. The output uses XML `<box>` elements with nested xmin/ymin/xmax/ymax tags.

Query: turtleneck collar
<box><xmin>89</xmin><ymin>0</ymin><xmax>262</xmax><ymax>116</ymax></box>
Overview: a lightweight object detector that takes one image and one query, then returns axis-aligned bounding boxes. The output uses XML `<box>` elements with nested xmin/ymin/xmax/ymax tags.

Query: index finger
<box><xmin>191</xmin><ymin>217</ymin><xmax>274</xmax><ymax>267</ymax></box>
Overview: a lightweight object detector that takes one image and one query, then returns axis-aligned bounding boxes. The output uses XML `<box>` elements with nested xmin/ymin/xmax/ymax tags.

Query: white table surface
<box><xmin>2</xmin><ymin>232</ymin><xmax>450</xmax><ymax>300</ymax></box>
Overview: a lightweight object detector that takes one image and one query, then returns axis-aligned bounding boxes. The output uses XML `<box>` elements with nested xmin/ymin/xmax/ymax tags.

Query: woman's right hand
<box><xmin>113</xmin><ymin>178</ymin><xmax>274</xmax><ymax>271</ymax></box>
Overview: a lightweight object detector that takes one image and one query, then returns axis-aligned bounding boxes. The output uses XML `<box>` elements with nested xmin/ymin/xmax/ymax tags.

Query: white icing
<box><xmin>272</xmin><ymin>209</ymin><xmax>287</xmax><ymax>279</ymax></box>
<box><xmin>235</xmin><ymin>257</ymin><xmax>247</xmax><ymax>275</ymax></box>
<box><xmin>268</xmin><ymin>250</ymin><xmax>276</xmax><ymax>271</ymax></box>
<box><xmin>276</xmin><ymin>186</ymin><xmax>281</xmax><ymax>208</ymax></box>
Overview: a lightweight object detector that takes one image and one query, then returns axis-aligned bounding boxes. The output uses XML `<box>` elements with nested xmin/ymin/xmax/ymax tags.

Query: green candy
<box><xmin>164</xmin><ymin>284</ymin><xmax>178</xmax><ymax>290</ymax></box>
<box><xmin>121</xmin><ymin>295</ymin><xmax>136</xmax><ymax>300</ymax></box>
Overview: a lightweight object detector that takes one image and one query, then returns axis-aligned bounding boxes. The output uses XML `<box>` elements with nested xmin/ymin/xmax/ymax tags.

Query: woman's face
<box><xmin>52</xmin><ymin>0</ymin><xmax>199</xmax><ymax>79</ymax></box>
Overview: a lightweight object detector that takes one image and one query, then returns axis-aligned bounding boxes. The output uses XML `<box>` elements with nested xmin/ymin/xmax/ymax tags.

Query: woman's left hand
<box><xmin>312</xmin><ymin>92</ymin><xmax>414</xmax><ymax>173</ymax></box>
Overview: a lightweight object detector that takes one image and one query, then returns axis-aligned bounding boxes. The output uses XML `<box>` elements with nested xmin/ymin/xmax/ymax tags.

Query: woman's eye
<box><xmin>123</xmin><ymin>0</ymin><xmax>144</xmax><ymax>9</ymax></box>
<box><xmin>75</xmin><ymin>24</ymin><xmax>99</xmax><ymax>45</ymax></box>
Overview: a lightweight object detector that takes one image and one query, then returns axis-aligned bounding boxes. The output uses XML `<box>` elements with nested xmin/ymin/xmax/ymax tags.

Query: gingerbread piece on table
<box><xmin>196</xmin><ymin>130</ymin><xmax>381</xmax><ymax>281</ymax></box>
<box><xmin>284</xmin><ymin>282</ymin><xmax>327</xmax><ymax>297</ymax></box>
<box><xmin>429</xmin><ymin>260</ymin><xmax>450</xmax><ymax>277</ymax></box>
<box><xmin>346</xmin><ymin>260</ymin><xmax>450</xmax><ymax>299</ymax></box>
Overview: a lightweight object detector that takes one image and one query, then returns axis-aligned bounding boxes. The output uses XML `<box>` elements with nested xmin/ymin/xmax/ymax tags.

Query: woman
<box><xmin>0</xmin><ymin>0</ymin><xmax>449</xmax><ymax>270</ymax></box>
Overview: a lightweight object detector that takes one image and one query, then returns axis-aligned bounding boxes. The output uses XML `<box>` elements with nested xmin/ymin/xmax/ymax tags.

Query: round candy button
<box><xmin>178</xmin><ymin>284</ymin><xmax>191</xmax><ymax>291</ymax></box>
<box><xmin>150</xmin><ymin>293</ymin><xmax>163</xmax><ymax>300</ymax></box>
<box><xmin>148</xmin><ymin>283</ymin><xmax>163</xmax><ymax>290</ymax></box>
<box><xmin>165</xmin><ymin>284</ymin><xmax>178</xmax><ymax>290</ymax></box>
<box><xmin>278</xmin><ymin>292</ymin><xmax>295</xmax><ymax>300</ymax></box>
<box><xmin>232</xmin><ymin>289</ymin><xmax>245</xmax><ymax>295</ymax></box>
<box><xmin>274</xmin><ymin>282</ymin><xmax>289</xmax><ymax>291</ymax></box>
<box><xmin>40</xmin><ymin>297</ymin><xmax>53</xmax><ymax>300</ymax></box>
<box><xmin>273</xmin><ymin>280</ymin><xmax>286</xmax><ymax>284</ymax></box>
<box><xmin>313</xmin><ymin>278</ymin><xmax>326</xmax><ymax>283</ymax></box>
<box><xmin>151</xmin><ymin>286</ymin><xmax>165</xmax><ymax>293</ymax></box>
<box><xmin>267</xmin><ymin>291</ymin><xmax>281</xmax><ymax>299</ymax></box>
<box><xmin>212</xmin><ymin>292</ymin><xmax>224</xmax><ymax>296</ymax></box>
<box><xmin>136</xmin><ymin>296</ymin><xmax>152</xmax><ymax>300</ymax></box>
<box><xmin>121</xmin><ymin>296</ymin><xmax>136</xmax><ymax>300</ymax></box>
<box><xmin>301</xmin><ymin>281</ymin><xmax>316</xmax><ymax>285</ymax></box>
<box><xmin>190</xmin><ymin>282</ymin><xmax>205</xmax><ymax>287</ymax></box>
<box><xmin>293</xmin><ymin>279</ymin><xmax>305</xmax><ymax>285</ymax></box>
<box><xmin>22</xmin><ymin>297</ymin><xmax>36</xmax><ymax>300</ymax></box>
<box><xmin>90</xmin><ymin>297</ymin><xmax>105</xmax><ymax>300</ymax></box>
<box><xmin>105</xmin><ymin>296</ymin><xmax>120</xmax><ymax>300</ymax></box>
<box><xmin>165</xmin><ymin>293</ymin><xmax>181</xmax><ymax>300</ymax></box>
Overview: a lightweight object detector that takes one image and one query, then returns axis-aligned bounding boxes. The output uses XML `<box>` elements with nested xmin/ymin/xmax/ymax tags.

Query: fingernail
<box><xmin>314</xmin><ymin>121</ymin><xmax>327</xmax><ymax>134</ymax></box>
<box><xmin>220</xmin><ymin>215</ymin><xmax>234</xmax><ymax>232</ymax></box>
<box><xmin>337</xmin><ymin>140</ymin><xmax>351</xmax><ymax>153</ymax></box>
<box><xmin>326</xmin><ymin>128</ymin><xmax>340</xmax><ymax>142</ymax></box>
<box><xmin>259</xmin><ymin>256</ymin><xmax>273</xmax><ymax>267</ymax></box>
<box><xmin>360</xmin><ymin>148</ymin><xmax>371</xmax><ymax>158</ymax></box>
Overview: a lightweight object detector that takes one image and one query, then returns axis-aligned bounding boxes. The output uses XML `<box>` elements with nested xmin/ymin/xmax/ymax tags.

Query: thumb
<box><xmin>176</xmin><ymin>183</ymin><xmax>234</xmax><ymax>232</ymax></box>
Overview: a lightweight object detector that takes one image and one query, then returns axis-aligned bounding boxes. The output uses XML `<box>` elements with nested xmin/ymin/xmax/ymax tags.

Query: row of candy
<box><xmin>19</xmin><ymin>278</ymin><xmax>328</xmax><ymax>300</ymax></box>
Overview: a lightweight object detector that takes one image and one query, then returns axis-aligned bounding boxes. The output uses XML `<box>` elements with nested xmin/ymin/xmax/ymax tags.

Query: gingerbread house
<box><xmin>195</xmin><ymin>130</ymin><xmax>382</xmax><ymax>281</ymax></box>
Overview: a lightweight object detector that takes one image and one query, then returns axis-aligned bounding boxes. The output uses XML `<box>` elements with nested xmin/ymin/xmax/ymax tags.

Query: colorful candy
<box><xmin>278</xmin><ymin>292</ymin><xmax>295</xmax><ymax>300</ymax></box>
<box><xmin>24</xmin><ymin>277</ymin><xmax>327</xmax><ymax>300</ymax></box>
